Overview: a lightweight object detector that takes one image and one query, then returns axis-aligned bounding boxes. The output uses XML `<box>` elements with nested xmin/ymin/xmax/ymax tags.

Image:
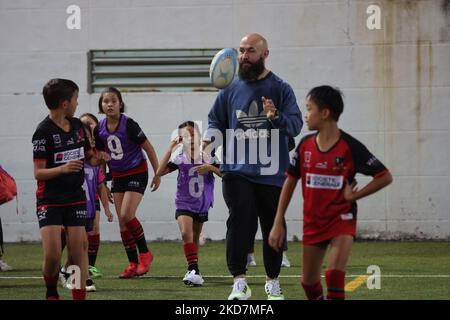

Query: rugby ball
<box><xmin>209</xmin><ymin>48</ymin><xmax>238</xmax><ymax>89</ymax></box>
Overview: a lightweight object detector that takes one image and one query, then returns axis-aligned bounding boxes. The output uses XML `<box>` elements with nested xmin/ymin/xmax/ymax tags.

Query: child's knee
<box><xmin>180</xmin><ymin>230</ymin><xmax>193</xmax><ymax>243</ymax></box>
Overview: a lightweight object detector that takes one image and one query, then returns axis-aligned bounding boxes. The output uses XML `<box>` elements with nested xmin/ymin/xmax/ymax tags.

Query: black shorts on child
<box><xmin>36</xmin><ymin>204</ymin><xmax>87</xmax><ymax>229</ymax></box>
<box><xmin>175</xmin><ymin>209</ymin><xmax>208</xmax><ymax>223</ymax></box>
<box><xmin>111</xmin><ymin>171</ymin><xmax>148</xmax><ymax>194</ymax></box>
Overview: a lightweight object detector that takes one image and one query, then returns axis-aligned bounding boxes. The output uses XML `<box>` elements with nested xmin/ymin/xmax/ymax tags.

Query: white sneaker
<box><xmin>246</xmin><ymin>254</ymin><xmax>256</xmax><ymax>267</ymax></box>
<box><xmin>183</xmin><ymin>270</ymin><xmax>204</xmax><ymax>286</ymax></box>
<box><xmin>86</xmin><ymin>278</ymin><xmax>97</xmax><ymax>292</ymax></box>
<box><xmin>59</xmin><ymin>267</ymin><xmax>69</xmax><ymax>287</ymax></box>
<box><xmin>265</xmin><ymin>279</ymin><xmax>285</xmax><ymax>300</ymax></box>
<box><xmin>0</xmin><ymin>260</ymin><xmax>13</xmax><ymax>271</ymax></box>
<box><xmin>281</xmin><ymin>253</ymin><xmax>291</xmax><ymax>268</ymax></box>
<box><xmin>228</xmin><ymin>279</ymin><xmax>251</xmax><ymax>300</ymax></box>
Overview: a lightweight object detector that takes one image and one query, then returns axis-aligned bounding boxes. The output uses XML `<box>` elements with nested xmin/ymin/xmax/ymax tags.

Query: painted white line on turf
<box><xmin>2</xmin><ymin>274</ymin><xmax>450</xmax><ymax>280</ymax></box>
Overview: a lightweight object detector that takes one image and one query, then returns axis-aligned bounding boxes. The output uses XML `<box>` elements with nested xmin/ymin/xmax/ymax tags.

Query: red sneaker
<box><xmin>119</xmin><ymin>262</ymin><xmax>138</xmax><ymax>279</ymax></box>
<box><xmin>136</xmin><ymin>251</ymin><xmax>153</xmax><ymax>276</ymax></box>
<box><xmin>47</xmin><ymin>296</ymin><xmax>59</xmax><ymax>300</ymax></box>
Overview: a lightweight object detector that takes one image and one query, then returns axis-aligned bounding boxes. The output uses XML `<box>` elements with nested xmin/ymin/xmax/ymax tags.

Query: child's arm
<box><xmin>156</xmin><ymin>137</ymin><xmax>181</xmax><ymax>177</ymax></box>
<box><xmin>34</xmin><ymin>159</ymin><xmax>83</xmax><ymax>180</ymax></box>
<box><xmin>141</xmin><ymin>139</ymin><xmax>161</xmax><ymax>192</ymax></box>
<box><xmin>98</xmin><ymin>183</ymin><xmax>113</xmax><ymax>222</ymax></box>
<box><xmin>268</xmin><ymin>175</ymin><xmax>298</xmax><ymax>252</ymax></box>
<box><xmin>85</xmin><ymin>149</ymin><xmax>110</xmax><ymax>167</ymax></box>
<box><xmin>344</xmin><ymin>171</ymin><xmax>393</xmax><ymax>203</ymax></box>
<box><xmin>193</xmin><ymin>164</ymin><xmax>222</xmax><ymax>177</ymax></box>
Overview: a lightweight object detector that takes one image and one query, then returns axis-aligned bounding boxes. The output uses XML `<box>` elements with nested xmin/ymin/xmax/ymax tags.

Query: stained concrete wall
<box><xmin>1</xmin><ymin>0</ymin><xmax>449</xmax><ymax>241</ymax></box>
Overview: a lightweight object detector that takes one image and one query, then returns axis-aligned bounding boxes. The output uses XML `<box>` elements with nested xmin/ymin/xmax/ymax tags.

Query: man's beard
<box><xmin>238</xmin><ymin>57</ymin><xmax>265</xmax><ymax>81</ymax></box>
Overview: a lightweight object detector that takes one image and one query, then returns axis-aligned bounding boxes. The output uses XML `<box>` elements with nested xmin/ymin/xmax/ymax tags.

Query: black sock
<box><xmin>188</xmin><ymin>263</ymin><xmax>199</xmax><ymax>274</ymax></box>
<box><xmin>88</xmin><ymin>252</ymin><xmax>97</xmax><ymax>267</ymax></box>
<box><xmin>126</xmin><ymin>248</ymin><xmax>139</xmax><ymax>264</ymax></box>
<box><xmin>45</xmin><ymin>285</ymin><xmax>58</xmax><ymax>299</ymax></box>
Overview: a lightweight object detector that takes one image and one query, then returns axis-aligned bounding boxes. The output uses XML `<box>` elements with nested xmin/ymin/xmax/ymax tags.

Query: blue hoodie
<box><xmin>206</xmin><ymin>71</ymin><xmax>303</xmax><ymax>187</ymax></box>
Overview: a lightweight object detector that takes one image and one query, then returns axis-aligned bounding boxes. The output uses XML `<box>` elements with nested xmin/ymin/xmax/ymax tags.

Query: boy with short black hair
<box><xmin>32</xmin><ymin>78</ymin><xmax>104</xmax><ymax>300</ymax></box>
<box><xmin>269</xmin><ymin>85</ymin><xmax>393</xmax><ymax>300</ymax></box>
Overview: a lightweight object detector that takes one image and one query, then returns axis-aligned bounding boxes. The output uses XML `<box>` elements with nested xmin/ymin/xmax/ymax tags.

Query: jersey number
<box><xmin>188</xmin><ymin>167</ymin><xmax>204</xmax><ymax>198</ymax></box>
<box><xmin>107</xmin><ymin>135</ymin><xmax>123</xmax><ymax>160</ymax></box>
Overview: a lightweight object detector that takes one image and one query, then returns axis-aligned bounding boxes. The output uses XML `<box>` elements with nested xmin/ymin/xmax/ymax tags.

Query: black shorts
<box><xmin>36</xmin><ymin>204</ymin><xmax>87</xmax><ymax>229</ymax></box>
<box><xmin>111</xmin><ymin>171</ymin><xmax>148</xmax><ymax>194</ymax></box>
<box><xmin>95</xmin><ymin>200</ymin><xmax>100</xmax><ymax>211</ymax></box>
<box><xmin>175</xmin><ymin>209</ymin><xmax>208</xmax><ymax>223</ymax></box>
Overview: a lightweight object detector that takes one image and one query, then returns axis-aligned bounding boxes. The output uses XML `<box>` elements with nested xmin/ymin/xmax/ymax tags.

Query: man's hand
<box><xmin>262</xmin><ymin>96</ymin><xmax>277</xmax><ymax>120</ymax></box>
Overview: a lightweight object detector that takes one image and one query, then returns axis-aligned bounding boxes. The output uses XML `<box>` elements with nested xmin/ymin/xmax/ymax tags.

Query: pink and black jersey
<box><xmin>95</xmin><ymin>114</ymin><xmax>147</xmax><ymax>177</ymax></box>
<box><xmin>32</xmin><ymin>116</ymin><xmax>90</xmax><ymax>207</ymax></box>
<box><xmin>168</xmin><ymin>151</ymin><xmax>216</xmax><ymax>213</ymax></box>
<box><xmin>83</xmin><ymin>163</ymin><xmax>105</xmax><ymax>219</ymax></box>
<box><xmin>287</xmin><ymin>130</ymin><xmax>389</xmax><ymax>245</ymax></box>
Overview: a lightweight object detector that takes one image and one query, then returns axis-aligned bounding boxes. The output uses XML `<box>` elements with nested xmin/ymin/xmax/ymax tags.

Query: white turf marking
<box><xmin>1</xmin><ymin>274</ymin><xmax>450</xmax><ymax>280</ymax></box>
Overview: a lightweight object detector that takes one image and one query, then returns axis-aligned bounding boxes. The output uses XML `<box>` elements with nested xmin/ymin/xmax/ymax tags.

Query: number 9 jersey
<box><xmin>95</xmin><ymin>114</ymin><xmax>147</xmax><ymax>177</ymax></box>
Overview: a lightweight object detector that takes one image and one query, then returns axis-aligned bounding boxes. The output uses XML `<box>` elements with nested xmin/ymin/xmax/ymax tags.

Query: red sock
<box><xmin>126</xmin><ymin>217</ymin><xmax>149</xmax><ymax>253</ymax></box>
<box><xmin>72</xmin><ymin>288</ymin><xmax>86</xmax><ymax>300</ymax></box>
<box><xmin>301</xmin><ymin>281</ymin><xmax>324</xmax><ymax>300</ymax></box>
<box><xmin>325</xmin><ymin>269</ymin><xmax>346</xmax><ymax>300</ymax></box>
<box><xmin>183</xmin><ymin>243</ymin><xmax>198</xmax><ymax>271</ymax></box>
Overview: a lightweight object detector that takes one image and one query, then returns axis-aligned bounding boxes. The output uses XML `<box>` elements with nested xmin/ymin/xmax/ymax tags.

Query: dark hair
<box><xmin>81</xmin><ymin>123</ymin><xmax>92</xmax><ymax>138</ymax></box>
<box><xmin>306</xmin><ymin>85</ymin><xmax>344</xmax><ymax>121</ymax></box>
<box><xmin>178</xmin><ymin>121</ymin><xmax>201</xmax><ymax>135</ymax></box>
<box><xmin>79</xmin><ymin>112</ymin><xmax>99</xmax><ymax>125</ymax></box>
<box><xmin>98</xmin><ymin>87</ymin><xmax>125</xmax><ymax>113</ymax></box>
<box><xmin>42</xmin><ymin>79</ymin><xmax>79</xmax><ymax>110</ymax></box>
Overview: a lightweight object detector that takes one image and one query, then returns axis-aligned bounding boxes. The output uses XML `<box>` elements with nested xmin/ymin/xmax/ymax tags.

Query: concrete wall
<box><xmin>1</xmin><ymin>0</ymin><xmax>449</xmax><ymax>241</ymax></box>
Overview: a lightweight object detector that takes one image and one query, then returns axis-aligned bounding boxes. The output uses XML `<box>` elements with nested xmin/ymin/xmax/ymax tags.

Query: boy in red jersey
<box><xmin>269</xmin><ymin>85</ymin><xmax>392</xmax><ymax>300</ymax></box>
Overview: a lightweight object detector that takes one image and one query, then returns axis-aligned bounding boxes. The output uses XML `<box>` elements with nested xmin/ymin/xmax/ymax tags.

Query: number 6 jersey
<box><xmin>167</xmin><ymin>151</ymin><xmax>216</xmax><ymax>213</ymax></box>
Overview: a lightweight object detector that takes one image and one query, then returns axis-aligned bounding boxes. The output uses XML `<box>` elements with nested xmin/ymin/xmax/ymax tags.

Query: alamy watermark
<box><xmin>367</xmin><ymin>265</ymin><xmax>381</xmax><ymax>289</ymax></box>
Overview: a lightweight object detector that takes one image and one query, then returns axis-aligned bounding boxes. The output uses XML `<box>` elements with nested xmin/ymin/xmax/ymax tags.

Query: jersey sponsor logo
<box><xmin>340</xmin><ymin>213</ymin><xmax>354</xmax><ymax>220</ymax></box>
<box><xmin>54</xmin><ymin>147</ymin><xmax>85</xmax><ymax>163</ymax></box>
<box><xmin>33</xmin><ymin>139</ymin><xmax>46</xmax><ymax>152</ymax></box>
<box><xmin>303</xmin><ymin>151</ymin><xmax>312</xmax><ymax>168</ymax></box>
<box><xmin>128</xmin><ymin>181</ymin><xmax>140</xmax><ymax>188</ymax></box>
<box><xmin>315</xmin><ymin>161</ymin><xmax>328</xmax><ymax>169</ymax></box>
<box><xmin>367</xmin><ymin>156</ymin><xmax>379</xmax><ymax>166</ymax></box>
<box><xmin>236</xmin><ymin>100</ymin><xmax>267</xmax><ymax>129</ymax></box>
<box><xmin>306</xmin><ymin>173</ymin><xmax>343</xmax><ymax>190</ymax></box>
<box><xmin>53</xmin><ymin>134</ymin><xmax>61</xmax><ymax>144</ymax></box>
<box><xmin>76</xmin><ymin>209</ymin><xmax>87</xmax><ymax>219</ymax></box>
<box><xmin>333</xmin><ymin>156</ymin><xmax>345</xmax><ymax>170</ymax></box>
<box><xmin>66</xmin><ymin>138</ymin><xmax>75</xmax><ymax>145</ymax></box>
<box><xmin>37</xmin><ymin>206</ymin><xmax>47</xmax><ymax>221</ymax></box>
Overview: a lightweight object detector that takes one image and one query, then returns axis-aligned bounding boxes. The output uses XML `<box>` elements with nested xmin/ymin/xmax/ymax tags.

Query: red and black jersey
<box><xmin>287</xmin><ymin>130</ymin><xmax>389</xmax><ymax>245</ymax></box>
<box><xmin>32</xmin><ymin>116</ymin><xmax>90</xmax><ymax>207</ymax></box>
